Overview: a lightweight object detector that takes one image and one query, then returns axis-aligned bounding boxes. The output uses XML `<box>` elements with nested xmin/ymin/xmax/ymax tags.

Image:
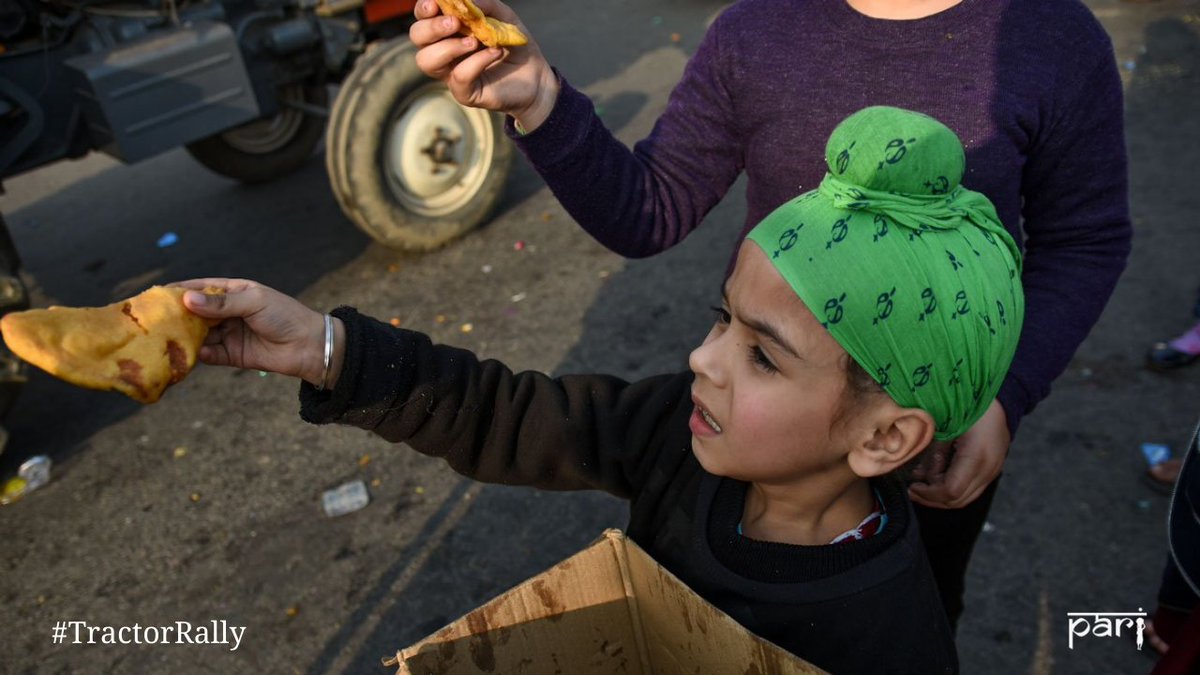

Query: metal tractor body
<box><xmin>0</xmin><ymin>0</ymin><xmax>513</xmax><ymax>449</ymax></box>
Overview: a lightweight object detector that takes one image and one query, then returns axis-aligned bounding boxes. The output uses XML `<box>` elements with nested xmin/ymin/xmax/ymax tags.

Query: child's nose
<box><xmin>688</xmin><ymin>332</ymin><xmax>725</xmax><ymax>386</ymax></box>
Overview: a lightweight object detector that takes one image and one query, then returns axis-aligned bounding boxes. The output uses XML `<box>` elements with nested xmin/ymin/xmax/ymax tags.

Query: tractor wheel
<box><xmin>0</xmin><ymin>213</ymin><xmax>28</xmax><ymax>432</ymax></box>
<box><xmin>326</xmin><ymin>38</ymin><xmax>512</xmax><ymax>250</ymax></box>
<box><xmin>186</xmin><ymin>82</ymin><xmax>328</xmax><ymax>183</ymax></box>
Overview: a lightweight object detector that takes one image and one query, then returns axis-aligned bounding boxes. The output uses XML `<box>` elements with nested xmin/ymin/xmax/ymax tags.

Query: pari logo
<box><xmin>1066</xmin><ymin>609</ymin><xmax>1147</xmax><ymax>650</ymax></box>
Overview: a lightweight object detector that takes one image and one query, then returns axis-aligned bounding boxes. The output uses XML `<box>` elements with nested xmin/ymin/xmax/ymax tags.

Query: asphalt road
<box><xmin>1</xmin><ymin>0</ymin><xmax>1198</xmax><ymax>673</ymax></box>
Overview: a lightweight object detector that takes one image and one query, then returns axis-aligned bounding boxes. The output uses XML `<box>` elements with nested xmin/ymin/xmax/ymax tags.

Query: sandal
<box><xmin>1146</xmin><ymin>342</ymin><xmax>1200</xmax><ymax>372</ymax></box>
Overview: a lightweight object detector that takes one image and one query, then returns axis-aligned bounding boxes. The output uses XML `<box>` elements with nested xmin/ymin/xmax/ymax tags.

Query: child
<box><xmin>411</xmin><ymin>0</ymin><xmax>1130</xmax><ymax>627</ymax></box>
<box><xmin>179</xmin><ymin>107</ymin><xmax>1021</xmax><ymax>673</ymax></box>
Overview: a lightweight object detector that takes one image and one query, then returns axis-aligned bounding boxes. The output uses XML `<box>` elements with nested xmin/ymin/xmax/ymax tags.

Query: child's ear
<box><xmin>847</xmin><ymin>403</ymin><xmax>936</xmax><ymax>478</ymax></box>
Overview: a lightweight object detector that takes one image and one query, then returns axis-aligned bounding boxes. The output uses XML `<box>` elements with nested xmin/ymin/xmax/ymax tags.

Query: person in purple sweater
<box><xmin>410</xmin><ymin>0</ymin><xmax>1132</xmax><ymax>628</ymax></box>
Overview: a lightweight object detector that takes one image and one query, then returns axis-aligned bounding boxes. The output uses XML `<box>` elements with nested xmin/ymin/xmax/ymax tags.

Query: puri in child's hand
<box><xmin>175</xmin><ymin>279</ymin><xmax>345</xmax><ymax>390</ymax></box>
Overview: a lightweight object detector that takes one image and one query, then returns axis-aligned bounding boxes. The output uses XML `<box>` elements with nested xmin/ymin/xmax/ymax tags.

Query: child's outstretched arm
<box><xmin>300</xmin><ymin>305</ymin><xmax>689</xmax><ymax>497</ymax></box>
<box><xmin>175</xmin><ymin>279</ymin><xmax>345</xmax><ymax>390</ymax></box>
<box><xmin>174</xmin><ymin>278</ymin><xmax>689</xmax><ymax>498</ymax></box>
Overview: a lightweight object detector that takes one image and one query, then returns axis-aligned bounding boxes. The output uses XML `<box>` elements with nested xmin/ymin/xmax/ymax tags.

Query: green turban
<box><xmin>747</xmin><ymin>106</ymin><xmax>1024</xmax><ymax>440</ymax></box>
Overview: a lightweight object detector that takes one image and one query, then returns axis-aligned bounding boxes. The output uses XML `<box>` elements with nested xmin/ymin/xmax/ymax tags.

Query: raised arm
<box><xmin>411</xmin><ymin>0</ymin><xmax>745</xmax><ymax>257</ymax></box>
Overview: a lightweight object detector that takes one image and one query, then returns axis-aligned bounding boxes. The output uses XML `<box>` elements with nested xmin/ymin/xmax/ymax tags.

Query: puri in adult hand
<box><xmin>409</xmin><ymin>0</ymin><xmax>559</xmax><ymax>132</ymax></box>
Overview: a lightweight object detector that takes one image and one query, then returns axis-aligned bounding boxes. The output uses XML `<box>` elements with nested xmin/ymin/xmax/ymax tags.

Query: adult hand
<box><xmin>174</xmin><ymin>279</ymin><xmax>344</xmax><ymax>389</ymax></box>
<box><xmin>909</xmin><ymin>399</ymin><xmax>1010</xmax><ymax>509</ymax></box>
<box><xmin>410</xmin><ymin>0</ymin><xmax>559</xmax><ymax>131</ymax></box>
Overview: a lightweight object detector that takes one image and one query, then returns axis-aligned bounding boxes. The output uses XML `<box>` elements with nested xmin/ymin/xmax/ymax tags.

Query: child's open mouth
<box><xmin>689</xmin><ymin>396</ymin><xmax>722</xmax><ymax>435</ymax></box>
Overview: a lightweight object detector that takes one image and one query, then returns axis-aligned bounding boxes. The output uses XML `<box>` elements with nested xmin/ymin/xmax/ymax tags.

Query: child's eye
<box><xmin>710</xmin><ymin>306</ymin><xmax>731</xmax><ymax>325</ymax></box>
<box><xmin>748</xmin><ymin>345</ymin><xmax>778</xmax><ymax>374</ymax></box>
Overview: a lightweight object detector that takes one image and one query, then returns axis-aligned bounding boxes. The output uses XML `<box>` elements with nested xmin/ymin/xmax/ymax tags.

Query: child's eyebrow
<box><xmin>721</xmin><ymin>289</ymin><xmax>800</xmax><ymax>359</ymax></box>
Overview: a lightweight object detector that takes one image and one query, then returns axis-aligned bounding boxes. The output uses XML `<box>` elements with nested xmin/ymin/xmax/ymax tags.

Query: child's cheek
<box><xmin>736</xmin><ymin>392</ymin><xmax>783</xmax><ymax>442</ymax></box>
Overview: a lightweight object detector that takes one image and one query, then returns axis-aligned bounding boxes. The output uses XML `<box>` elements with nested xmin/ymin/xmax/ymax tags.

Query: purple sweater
<box><xmin>511</xmin><ymin>0</ymin><xmax>1131</xmax><ymax>437</ymax></box>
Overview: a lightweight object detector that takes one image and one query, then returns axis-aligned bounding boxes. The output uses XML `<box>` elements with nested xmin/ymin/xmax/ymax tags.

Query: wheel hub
<box><xmin>385</xmin><ymin>89</ymin><xmax>476</xmax><ymax>199</ymax></box>
<box><xmin>219</xmin><ymin>84</ymin><xmax>307</xmax><ymax>154</ymax></box>
<box><xmin>419</xmin><ymin>127</ymin><xmax>461</xmax><ymax>175</ymax></box>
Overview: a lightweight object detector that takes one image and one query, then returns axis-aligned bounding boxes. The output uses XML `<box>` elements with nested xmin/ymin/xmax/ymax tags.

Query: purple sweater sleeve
<box><xmin>996</xmin><ymin>53</ymin><xmax>1131</xmax><ymax>436</ymax></box>
<box><xmin>508</xmin><ymin>28</ymin><xmax>743</xmax><ymax>258</ymax></box>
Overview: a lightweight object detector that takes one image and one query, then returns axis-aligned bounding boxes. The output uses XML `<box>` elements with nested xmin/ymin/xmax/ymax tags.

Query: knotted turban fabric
<box><xmin>746</xmin><ymin>106</ymin><xmax>1024</xmax><ymax>439</ymax></box>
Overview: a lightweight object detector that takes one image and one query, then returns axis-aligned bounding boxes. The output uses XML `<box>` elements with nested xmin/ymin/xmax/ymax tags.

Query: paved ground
<box><xmin>1</xmin><ymin>0</ymin><xmax>1198</xmax><ymax>673</ymax></box>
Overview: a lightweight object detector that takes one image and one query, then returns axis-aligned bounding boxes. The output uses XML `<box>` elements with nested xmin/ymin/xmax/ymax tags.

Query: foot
<box><xmin>1146</xmin><ymin>342</ymin><xmax>1200</xmax><ymax>371</ymax></box>
<box><xmin>1145</xmin><ymin>458</ymin><xmax>1184</xmax><ymax>494</ymax></box>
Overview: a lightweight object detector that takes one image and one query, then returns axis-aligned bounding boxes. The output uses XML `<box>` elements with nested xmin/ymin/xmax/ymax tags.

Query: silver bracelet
<box><xmin>317</xmin><ymin>313</ymin><xmax>333</xmax><ymax>391</ymax></box>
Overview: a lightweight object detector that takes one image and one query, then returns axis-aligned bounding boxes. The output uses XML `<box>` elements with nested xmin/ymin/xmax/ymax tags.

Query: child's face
<box><xmin>687</xmin><ymin>242</ymin><xmax>865</xmax><ymax>483</ymax></box>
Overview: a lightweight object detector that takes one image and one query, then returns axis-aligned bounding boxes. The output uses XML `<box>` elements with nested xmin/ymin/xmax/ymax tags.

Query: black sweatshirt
<box><xmin>300</xmin><ymin>309</ymin><xmax>957</xmax><ymax>674</ymax></box>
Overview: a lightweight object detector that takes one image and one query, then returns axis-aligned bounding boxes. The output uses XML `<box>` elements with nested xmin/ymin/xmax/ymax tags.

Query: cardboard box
<box><xmin>384</xmin><ymin>529</ymin><xmax>826</xmax><ymax>674</ymax></box>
